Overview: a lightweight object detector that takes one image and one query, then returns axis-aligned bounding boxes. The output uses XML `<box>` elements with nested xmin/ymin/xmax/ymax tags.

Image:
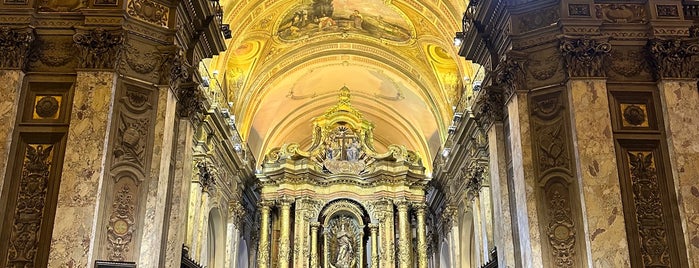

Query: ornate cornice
<box><xmin>647</xmin><ymin>38</ymin><xmax>699</xmax><ymax>79</ymax></box>
<box><xmin>0</xmin><ymin>26</ymin><xmax>34</xmax><ymax>70</ymax></box>
<box><xmin>73</xmin><ymin>27</ymin><xmax>124</xmax><ymax>70</ymax></box>
<box><xmin>559</xmin><ymin>35</ymin><xmax>611</xmax><ymax>78</ymax></box>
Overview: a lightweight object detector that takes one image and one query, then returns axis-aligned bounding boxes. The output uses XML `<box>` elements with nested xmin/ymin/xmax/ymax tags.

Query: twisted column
<box><xmin>396</xmin><ymin>199</ymin><xmax>411</xmax><ymax>268</ymax></box>
<box><xmin>414</xmin><ymin>203</ymin><xmax>428</xmax><ymax>268</ymax></box>
<box><xmin>369</xmin><ymin>223</ymin><xmax>379</xmax><ymax>268</ymax></box>
<box><xmin>257</xmin><ymin>201</ymin><xmax>272</xmax><ymax>268</ymax></box>
<box><xmin>278</xmin><ymin>196</ymin><xmax>294</xmax><ymax>268</ymax></box>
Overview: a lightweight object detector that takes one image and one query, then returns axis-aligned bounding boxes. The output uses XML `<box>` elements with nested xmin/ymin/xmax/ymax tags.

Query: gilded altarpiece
<box><xmin>258</xmin><ymin>87</ymin><xmax>428</xmax><ymax>268</ymax></box>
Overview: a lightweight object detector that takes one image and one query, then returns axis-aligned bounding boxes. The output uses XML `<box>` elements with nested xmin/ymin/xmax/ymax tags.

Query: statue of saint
<box><xmin>335</xmin><ymin>233</ymin><xmax>353</xmax><ymax>268</ymax></box>
<box><xmin>346</xmin><ymin>139</ymin><xmax>360</xmax><ymax>161</ymax></box>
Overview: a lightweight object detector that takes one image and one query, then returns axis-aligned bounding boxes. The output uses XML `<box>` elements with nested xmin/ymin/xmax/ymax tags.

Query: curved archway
<box><xmin>318</xmin><ymin>198</ymin><xmax>371</xmax><ymax>268</ymax></box>
<box><xmin>207</xmin><ymin>208</ymin><xmax>226</xmax><ymax>268</ymax></box>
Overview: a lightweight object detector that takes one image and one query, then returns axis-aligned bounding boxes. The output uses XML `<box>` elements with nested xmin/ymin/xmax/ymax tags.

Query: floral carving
<box><xmin>559</xmin><ymin>36</ymin><xmax>611</xmax><ymax>77</ymax></box>
<box><xmin>107</xmin><ymin>184</ymin><xmax>136</xmax><ymax>261</ymax></box>
<box><xmin>527</xmin><ymin>54</ymin><xmax>559</xmax><ymax>81</ymax></box>
<box><xmin>127</xmin><ymin>0</ymin><xmax>169</xmax><ymax>27</ymax></box>
<box><xmin>610</xmin><ymin>49</ymin><xmax>647</xmax><ymax>77</ymax></box>
<box><xmin>647</xmin><ymin>38</ymin><xmax>699</xmax><ymax>79</ymax></box>
<box><xmin>623</xmin><ymin>105</ymin><xmax>646</xmax><ymax>126</ymax></box>
<box><xmin>34</xmin><ymin>96</ymin><xmax>60</xmax><ymax>118</ymax></box>
<box><xmin>73</xmin><ymin>28</ymin><xmax>124</xmax><ymax>69</ymax></box>
<box><xmin>0</xmin><ymin>26</ymin><xmax>34</xmax><ymax>69</ymax></box>
<box><xmin>176</xmin><ymin>84</ymin><xmax>205</xmax><ymax>119</ymax></box>
<box><xmin>494</xmin><ymin>56</ymin><xmax>526</xmax><ymax>98</ymax></box>
<box><xmin>546</xmin><ymin>187</ymin><xmax>576</xmax><ymax>267</ymax></box>
<box><xmin>627</xmin><ymin>152</ymin><xmax>671</xmax><ymax>267</ymax></box>
<box><xmin>35</xmin><ymin>39</ymin><xmax>74</xmax><ymax>67</ymax></box>
<box><xmin>7</xmin><ymin>144</ymin><xmax>53</xmax><ymax>267</ymax></box>
<box><xmin>124</xmin><ymin>43</ymin><xmax>161</xmax><ymax>74</ymax></box>
<box><xmin>475</xmin><ymin>86</ymin><xmax>504</xmax><ymax>127</ymax></box>
<box><xmin>196</xmin><ymin>158</ymin><xmax>217</xmax><ymax>192</ymax></box>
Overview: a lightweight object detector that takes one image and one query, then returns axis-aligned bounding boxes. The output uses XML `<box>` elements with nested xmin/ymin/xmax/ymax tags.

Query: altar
<box><xmin>256</xmin><ymin>87</ymin><xmax>429</xmax><ymax>268</ymax></box>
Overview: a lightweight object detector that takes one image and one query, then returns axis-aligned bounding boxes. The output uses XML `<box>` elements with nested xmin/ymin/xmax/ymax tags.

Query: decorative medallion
<box><xmin>609</xmin><ymin>49</ymin><xmax>647</xmax><ymax>77</ymax></box>
<box><xmin>527</xmin><ymin>54</ymin><xmax>560</xmax><ymax>81</ymax></box>
<box><xmin>36</xmin><ymin>39</ymin><xmax>74</xmax><ymax>67</ymax></box>
<box><xmin>33</xmin><ymin>96</ymin><xmax>61</xmax><ymax>119</ymax></box>
<box><xmin>124</xmin><ymin>43</ymin><xmax>161</xmax><ymax>74</ymax></box>
<box><xmin>621</xmin><ymin>104</ymin><xmax>648</xmax><ymax>127</ymax></box>
<box><xmin>113</xmin><ymin>114</ymin><xmax>149</xmax><ymax>169</ymax></box>
<box><xmin>127</xmin><ymin>0</ymin><xmax>169</xmax><ymax>28</ymax></box>
<box><xmin>6</xmin><ymin>144</ymin><xmax>53</xmax><ymax>267</ymax></box>
<box><xmin>627</xmin><ymin>151</ymin><xmax>671</xmax><ymax>266</ymax></box>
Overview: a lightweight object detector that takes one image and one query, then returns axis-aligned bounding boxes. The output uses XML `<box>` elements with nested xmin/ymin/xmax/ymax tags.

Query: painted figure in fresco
<box><xmin>350</xmin><ymin>10</ymin><xmax>363</xmax><ymax>29</ymax></box>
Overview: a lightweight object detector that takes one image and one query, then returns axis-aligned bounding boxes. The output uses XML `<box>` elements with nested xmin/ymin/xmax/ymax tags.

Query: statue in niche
<box><xmin>346</xmin><ymin>139</ymin><xmax>360</xmax><ymax>162</ymax></box>
<box><xmin>336</xmin><ymin>225</ymin><xmax>354</xmax><ymax>268</ymax></box>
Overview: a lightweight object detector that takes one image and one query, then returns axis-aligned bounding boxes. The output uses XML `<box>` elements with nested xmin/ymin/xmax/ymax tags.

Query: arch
<box><xmin>318</xmin><ymin>198</ymin><xmax>370</xmax><ymax>226</ymax></box>
<box><xmin>207</xmin><ymin>208</ymin><xmax>226</xmax><ymax>268</ymax></box>
<box><xmin>439</xmin><ymin>239</ymin><xmax>451</xmax><ymax>268</ymax></box>
<box><xmin>236</xmin><ymin>238</ymin><xmax>249</xmax><ymax>268</ymax></box>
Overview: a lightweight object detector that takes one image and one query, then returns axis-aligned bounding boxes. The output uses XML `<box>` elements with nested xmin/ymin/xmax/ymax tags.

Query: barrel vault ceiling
<box><xmin>212</xmin><ymin>0</ymin><xmax>473</xmax><ymax>172</ymax></box>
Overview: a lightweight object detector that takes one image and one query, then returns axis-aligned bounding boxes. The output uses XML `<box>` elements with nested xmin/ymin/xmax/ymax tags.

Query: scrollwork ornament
<box><xmin>73</xmin><ymin>27</ymin><xmax>124</xmax><ymax>69</ymax></box>
<box><xmin>547</xmin><ymin>189</ymin><xmax>576</xmax><ymax>267</ymax></box>
<box><xmin>494</xmin><ymin>55</ymin><xmax>527</xmax><ymax>98</ymax></box>
<box><xmin>107</xmin><ymin>184</ymin><xmax>136</xmax><ymax>261</ymax></box>
<box><xmin>176</xmin><ymin>84</ymin><xmax>205</xmax><ymax>120</ymax></box>
<box><xmin>0</xmin><ymin>26</ymin><xmax>35</xmax><ymax>70</ymax></box>
<box><xmin>475</xmin><ymin>86</ymin><xmax>504</xmax><ymax>128</ymax></box>
<box><xmin>647</xmin><ymin>38</ymin><xmax>699</xmax><ymax>79</ymax></box>
<box><xmin>559</xmin><ymin>36</ymin><xmax>611</xmax><ymax>77</ymax></box>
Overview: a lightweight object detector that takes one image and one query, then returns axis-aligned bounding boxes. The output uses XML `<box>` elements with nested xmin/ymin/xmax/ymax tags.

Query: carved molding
<box><xmin>494</xmin><ymin>55</ymin><xmax>527</xmax><ymax>99</ymax></box>
<box><xmin>595</xmin><ymin>4</ymin><xmax>646</xmax><ymax>23</ymax></box>
<box><xmin>106</xmin><ymin>184</ymin><xmax>136</xmax><ymax>261</ymax></box>
<box><xmin>0</xmin><ymin>26</ymin><xmax>35</xmax><ymax>70</ymax></box>
<box><xmin>127</xmin><ymin>0</ymin><xmax>170</xmax><ymax>28</ymax></box>
<box><xmin>6</xmin><ymin>144</ymin><xmax>53</xmax><ymax>267</ymax></box>
<box><xmin>73</xmin><ymin>27</ymin><xmax>124</xmax><ymax>70</ymax></box>
<box><xmin>34</xmin><ymin>38</ymin><xmax>75</xmax><ymax>68</ymax></box>
<box><xmin>531</xmin><ymin>94</ymin><xmax>571</xmax><ymax>173</ymax></box>
<box><xmin>609</xmin><ymin>48</ymin><xmax>648</xmax><ymax>78</ymax></box>
<box><xmin>546</xmin><ymin>185</ymin><xmax>576</xmax><ymax>267</ymax></box>
<box><xmin>176</xmin><ymin>84</ymin><xmax>205</xmax><ymax>120</ymax></box>
<box><xmin>647</xmin><ymin>38</ymin><xmax>699</xmax><ymax>79</ymax></box>
<box><xmin>113</xmin><ymin>114</ymin><xmax>149</xmax><ymax>172</ymax></box>
<box><xmin>38</xmin><ymin>0</ymin><xmax>87</xmax><ymax>12</ymax></box>
<box><xmin>559</xmin><ymin>36</ymin><xmax>611</xmax><ymax>77</ymax></box>
<box><xmin>627</xmin><ymin>151</ymin><xmax>671</xmax><ymax>266</ymax></box>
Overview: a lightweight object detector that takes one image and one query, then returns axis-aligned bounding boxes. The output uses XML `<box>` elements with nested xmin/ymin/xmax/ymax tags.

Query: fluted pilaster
<box><xmin>414</xmin><ymin>203</ymin><xmax>428</xmax><ymax>268</ymax></box>
<box><xmin>278</xmin><ymin>197</ymin><xmax>294</xmax><ymax>268</ymax></box>
<box><xmin>396</xmin><ymin>199</ymin><xmax>411</xmax><ymax>268</ymax></box>
<box><xmin>257</xmin><ymin>201</ymin><xmax>272</xmax><ymax>268</ymax></box>
<box><xmin>369</xmin><ymin>223</ymin><xmax>379</xmax><ymax>268</ymax></box>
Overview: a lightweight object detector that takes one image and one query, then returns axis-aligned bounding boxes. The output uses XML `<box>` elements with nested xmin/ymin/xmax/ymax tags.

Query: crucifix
<box><xmin>333</xmin><ymin>127</ymin><xmax>358</xmax><ymax>161</ymax></box>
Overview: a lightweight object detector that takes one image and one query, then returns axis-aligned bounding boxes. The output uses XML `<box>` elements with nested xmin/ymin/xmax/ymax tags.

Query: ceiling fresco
<box><xmin>276</xmin><ymin>0</ymin><xmax>413</xmax><ymax>42</ymax></box>
<box><xmin>214</xmin><ymin>0</ymin><xmax>474</xmax><ymax>172</ymax></box>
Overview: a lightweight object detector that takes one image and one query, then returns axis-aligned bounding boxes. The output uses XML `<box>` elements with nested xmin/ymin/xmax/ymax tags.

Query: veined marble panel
<box><xmin>139</xmin><ymin>86</ymin><xmax>176</xmax><ymax>267</ymax></box>
<box><xmin>164</xmin><ymin>120</ymin><xmax>194</xmax><ymax>267</ymax></box>
<box><xmin>658</xmin><ymin>80</ymin><xmax>699</xmax><ymax>267</ymax></box>
<box><xmin>487</xmin><ymin>123</ymin><xmax>516</xmax><ymax>267</ymax></box>
<box><xmin>0</xmin><ymin>70</ymin><xmax>23</xmax><ymax>196</ymax></box>
<box><xmin>568</xmin><ymin>79</ymin><xmax>631</xmax><ymax>267</ymax></box>
<box><xmin>48</xmin><ymin>71</ymin><xmax>117</xmax><ymax>267</ymax></box>
<box><xmin>507</xmin><ymin>92</ymin><xmax>544</xmax><ymax>268</ymax></box>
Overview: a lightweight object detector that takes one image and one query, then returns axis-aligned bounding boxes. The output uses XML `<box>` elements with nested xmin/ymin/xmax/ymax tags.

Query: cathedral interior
<box><xmin>0</xmin><ymin>0</ymin><xmax>698</xmax><ymax>267</ymax></box>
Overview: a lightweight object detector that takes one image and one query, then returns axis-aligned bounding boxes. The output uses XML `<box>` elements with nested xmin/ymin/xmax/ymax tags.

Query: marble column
<box><xmin>479</xmin><ymin>186</ymin><xmax>493</xmax><ymax>262</ymax></box>
<box><xmin>195</xmin><ymin>192</ymin><xmax>211</xmax><ymax>260</ymax></box>
<box><xmin>568</xmin><ymin>79</ymin><xmax>630</xmax><ymax>266</ymax></box>
<box><xmin>310</xmin><ymin>222</ymin><xmax>320</xmax><ymax>268</ymax></box>
<box><xmin>486</xmin><ymin>122</ymin><xmax>516</xmax><ymax>266</ymax></box>
<box><xmin>139</xmin><ymin>85</ymin><xmax>179</xmax><ymax>267</ymax></box>
<box><xmin>396</xmin><ymin>200</ymin><xmax>411</xmax><ymax>268</ymax></box>
<box><xmin>164</xmin><ymin>120</ymin><xmax>195</xmax><ymax>267</ymax></box>
<box><xmin>506</xmin><ymin>91</ymin><xmax>543</xmax><ymax>267</ymax></box>
<box><xmin>278</xmin><ymin>197</ymin><xmax>293</xmax><ymax>268</ymax></box>
<box><xmin>0</xmin><ymin>70</ymin><xmax>24</xmax><ymax>199</ymax></box>
<box><xmin>368</xmin><ymin>223</ymin><xmax>379</xmax><ymax>268</ymax></box>
<box><xmin>657</xmin><ymin>79</ymin><xmax>699</xmax><ymax>265</ymax></box>
<box><xmin>414</xmin><ymin>204</ymin><xmax>428</xmax><ymax>268</ymax></box>
<box><xmin>258</xmin><ymin>201</ymin><xmax>272</xmax><ymax>268</ymax></box>
<box><xmin>48</xmin><ymin>71</ymin><xmax>117</xmax><ymax>267</ymax></box>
